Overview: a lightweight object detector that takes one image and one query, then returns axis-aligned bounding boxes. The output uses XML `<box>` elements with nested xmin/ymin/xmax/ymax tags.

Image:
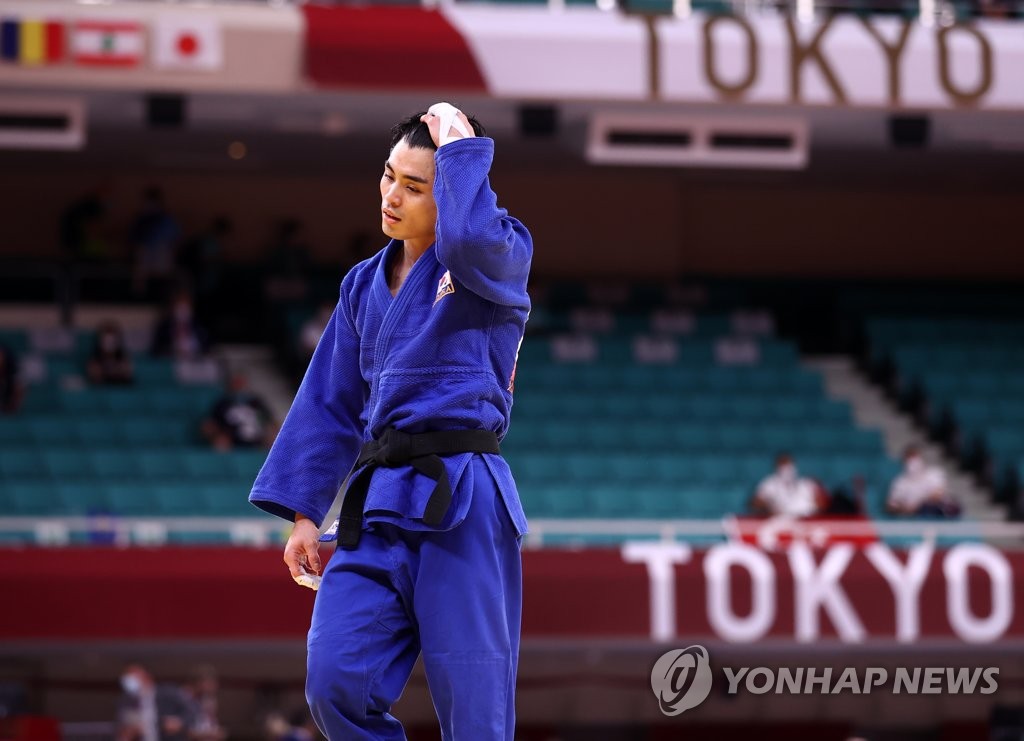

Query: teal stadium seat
<box><xmin>90</xmin><ymin>450</ymin><xmax>142</xmax><ymax>479</ymax></box>
<box><xmin>152</xmin><ymin>482</ymin><xmax>207</xmax><ymax>516</ymax></box>
<box><xmin>54</xmin><ymin>482</ymin><xmax>110</xmax><ymax>515</ymax></box>
<box><xmin>6</xmin><ymin>482</ymin><xmax>59</xmax><ymax>515</ymax></box>
<box><xmin>200</xmin><ymin>483</ymin><xmax>253</xmax><ymax>516</ymax></box>
<box><xmin>106</xmin><ymin>483</ymin><xmax>158</xmax><ymax>516</ymax></box>
<box><xmin>540</xmin><ymin>484</ymin><xmax>589</xmax><ymax>517</ymax></box>
<box><xmin>0</xmin><ymin>448</ymin><xmax>46</xmax><ymax>480</ymax></box>
<box><xmin>136</xmin><ymin>451</ymin><xmax>184</xmax><ymax>479</ymax></box>
<box><xmin>635</xmin><ymin>485</ymin><xmax>686</xmax><ymax>518</ymax></box>
<box><xmin>590</xmin><ymin>484</ymin><xmax>634</xmax><ymax>517</ymax></box>
<box><xmin>28</xmin><ymin>418</ymin><xmax>77</xmax><ymax>445</ymax></box>
<box><xmin>42</xmin><ymin>450</ymin><xmax>95</xmax><ymax>479</ymax></box>
<box><xmin>181</xmin><ymin>451</ymin><xmax>233</xmax><ymax>480</ymax></box>
<box><xmin>59</xmin><ymin>391</ymin><xmax>105</xmax><ymax>414</ymax></box>
<box><xmin>0</xmin><ymin>419</ymin><xmax>28</xmax><ymax>446</ymax></box>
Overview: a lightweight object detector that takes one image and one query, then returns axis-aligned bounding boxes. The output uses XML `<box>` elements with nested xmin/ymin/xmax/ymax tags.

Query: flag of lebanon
<box><xmin>153</xmin><ymin>15</ymin><xmax>222</xmax><ymax>71</ymax></box>
<box><xmin>72</xmin><ymin>20</ymin><xmax>143</xmax><ymax>67</ymax></box>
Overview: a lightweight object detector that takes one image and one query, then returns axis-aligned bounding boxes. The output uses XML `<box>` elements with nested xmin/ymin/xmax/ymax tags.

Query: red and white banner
<box><xmin>71</xmin><ymin>20</ymin><xmax>142</xmax><ymax>68</ymax></box>
<box><xmin>302</xmin><ymin>6</ymin><xmax>1024</xmax><ymax>112</ymax></box>
<box><xmin>152</xmin><ymin>15</ymin><xmax>223</xmax><ymax>71</ymax></box>
<box><xmin>1</xmin><ymin>543</ymin><xmax>1021</xmax><ymax>644</ymax></box>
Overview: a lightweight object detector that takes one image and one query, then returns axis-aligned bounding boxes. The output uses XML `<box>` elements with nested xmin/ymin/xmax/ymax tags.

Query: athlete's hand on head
<box><xmin>284</xmin><ymin>513</ymin><xmax>321</xmax><ymax>584</ymax></box>
<box><xmin>421</xmin><ymin>102</ymin><xmax>475</xmax><ymax>148</ymax></box>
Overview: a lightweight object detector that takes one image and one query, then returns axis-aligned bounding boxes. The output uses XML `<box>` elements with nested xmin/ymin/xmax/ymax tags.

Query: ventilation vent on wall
<box><xmin>587</xmin><ymin>113</ymin><xmax>809</xmax><ymax>169</ymax></box>
<box><xmin>0</xmin><ymin>96</ymin><xmax>85</xmax><ymax>150</ymax></box>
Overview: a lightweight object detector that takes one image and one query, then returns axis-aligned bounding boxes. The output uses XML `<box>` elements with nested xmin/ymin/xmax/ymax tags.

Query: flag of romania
<box><xmin>0</xmin><ymin>18</ymin><xmax>65</xmax><ymax>65</ymax></box>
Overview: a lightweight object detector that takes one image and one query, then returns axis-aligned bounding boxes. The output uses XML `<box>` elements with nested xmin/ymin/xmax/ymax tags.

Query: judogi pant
<box><xmin>305</xmin><ymin>474</ymin><xmax>523</xmax><ymax>740</ymax></box>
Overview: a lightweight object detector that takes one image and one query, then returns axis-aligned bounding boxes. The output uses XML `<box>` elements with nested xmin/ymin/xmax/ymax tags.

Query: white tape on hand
<box><xmin>428</xmin><ymin>101</ymin><xmax>471</xmax><ymax>146</ymax></box>
<box><xmin>293</xmin><ymin>568</ymin><xmax>321</xmax><ymax>591</ymax></box>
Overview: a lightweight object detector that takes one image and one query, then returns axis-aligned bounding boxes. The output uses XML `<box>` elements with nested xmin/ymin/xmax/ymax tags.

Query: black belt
<box><xmin>337</xmin><ymin>427</ymin><xmax>501</xmax><ymax>549</ymax></box>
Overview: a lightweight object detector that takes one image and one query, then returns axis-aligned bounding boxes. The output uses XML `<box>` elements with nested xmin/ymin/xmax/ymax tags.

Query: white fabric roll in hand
<box><xmin>428</xmin><ymin>101</ymin><xmax>471</xmax><ymax>146</ymax></box>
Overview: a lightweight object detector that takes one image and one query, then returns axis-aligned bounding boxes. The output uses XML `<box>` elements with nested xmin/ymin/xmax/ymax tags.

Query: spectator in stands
<box><xmin>178</xmin><ymin>216</ymin><xmax>231</xmax><ymax>319</ymax></box>
<box><xmin>751</xmin><ymin>453</ymin><xmax>827</xmax><ymax>517</ymax></box>
<box><xmin>0</xmin><ymin>343</ymin><xmax>24</xmax><ymax>415</ymax></box>
<box><xmin>86</xmin><ymin>321</ymin><xmax>134</xmax><ymax>386</ymax></box>
<box><xmin>181</xmin><ymin>665</ymin><xmax>226</xmax><ymax>741</ymax></box>
<box><xmin>297</xmin><ymin>301</ymin><xmax>334</xmax><ymax>364</ymax></box>
<box><xmin>130</xmin><ymin>186</ymin><xmax>181</xmax><ymax>296</ymax></box>
<box><xmin>266</xmin><ymin>709</ymin><xmax>319</xmax><ymax>741</ymax></box>
<box><xmin>202</xmin><ymin>373</ymin><xmax>278</xmax><ymax>451</ymax></box>
<box><xmin>887</xmin><ymin>445</ymin><xmax>961</xmax><ymax>518</ymax></box>
<box><xmin>263</xmin><ymin>218</ymin><xmax>312</xmax><ymax>302</ymax></box>
<box><xmin>59</xmin><ymin>185</ymin><xmax>111</xmax><ymax>262</ymax></box>
<box><xmin>267</xmin><ymin>218</ymin><xmax>312</xmax><ymax>277</ymax></box>
<box><xmin>151</xmin><ymin>290</ymin><xmax>209</xmax><ymax>359</ymax></box>
<box><xmin>115</xmin><ymin>663</ymin><xmax>190</xmax><ymax>741</ymax></box>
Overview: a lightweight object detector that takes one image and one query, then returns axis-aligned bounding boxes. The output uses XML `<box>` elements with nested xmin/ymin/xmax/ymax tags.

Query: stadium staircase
<box><xmin>807</xmin><ymin>356</ymin><xmax>1005</xmax><ymax>521</ymax></box>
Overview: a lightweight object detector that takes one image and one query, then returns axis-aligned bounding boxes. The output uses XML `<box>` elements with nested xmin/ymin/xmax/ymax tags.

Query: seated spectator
<box><xmin>265</xmin><ymin>709</ymin><xmax>318</xmax><ymax>741</ymax></box>
<box><xmin>116</xmin><ymin>663</ymin><xmax>190</xmax><ymax>741</ymax></box>
<box><xmin>178</xmin><ymin>216</ymin><xmax>230</xmax><ymax>321</ymax></box>
<box><xmin>201</xmin><ymin>374</ymin><xmax>277</xmax><ymax>451</ymax></box>
<box><xmin>887</xmin><ymin>445</ymin><xmax>961</xmax><ymax>518</ymax></box>
<box><xmin>181</xmin><ymin>665</ymin><xmax>226</xmax><ymax>741</ymax></box>
<box><xmin>298</xmin><ymin>301</ymin><xmax>334</xmax><ymax>363</ymax></box>
<box><xmin>59</xmin><ymin>184</ymin><xmax>112</xmax><ymax>262</ymax></box>
<box><xmin>751</xmin><ymin>453</ymin><xmax>827</xmax><ymax>518</ymax></box>
<box><xmin>86</xmin><ymin>321</ymin><xmax>134</xmax><ymax>386</ymax></box>
<box><xmin>129</xmin><ymin>186</ymin><xmax>181</xmax><ymax>297</ymax></box>
<box><xmin>0</xmin><ymin>343</ymin><xmax>25</xmax><ymax>415</ymax></box>
<box><xmin>151</xmin><ymin>291</ymin><xmax>209</xmax><ymax>359</ymax></box>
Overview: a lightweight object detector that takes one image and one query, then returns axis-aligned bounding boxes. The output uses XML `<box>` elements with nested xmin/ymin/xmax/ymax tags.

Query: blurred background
<box><xmin>1</xmin><ymin>0</ymin><xmax>1024</xmax><ymax>738</ymax></box>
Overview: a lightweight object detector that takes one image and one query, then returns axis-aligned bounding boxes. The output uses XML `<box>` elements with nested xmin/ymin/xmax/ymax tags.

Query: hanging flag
<box><xmin>152</xmin><ymin>15</ymin><xmax>222</xmax><ymax>71</ymax></box>
<box><xmin>0</xmin><ymin>18</ymin><xmax>65</xmax><ymax>65</ymax></box>
<box><xmin>72</xmin><ymin>20</ymin><xmax>143</xmax><ymax>67</ymax></box>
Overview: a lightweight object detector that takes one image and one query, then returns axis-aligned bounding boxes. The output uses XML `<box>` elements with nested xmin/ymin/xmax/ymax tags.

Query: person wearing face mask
<box><xmin>87</xmin><ymin>321</ymin><xmax>134</xmax><ymax>386</ymax></box>
<box><xmin>887</xmin><ymin>445</ymin><xmax>961</xmax><ymax>517</ymax></box>
<box><xmin>115</xmin><ymin>664</ymin><xmax>190</xmax><ymax>741</ymax></box>
<box><xmin>151</xmin><ymin>291</ymin><xmax>209</xmax><ymax>360</ymax></box>
<box><xmin>752</xmin><ymin>453</ymin><xmax>826</xmax><ymax>518</ymax></box>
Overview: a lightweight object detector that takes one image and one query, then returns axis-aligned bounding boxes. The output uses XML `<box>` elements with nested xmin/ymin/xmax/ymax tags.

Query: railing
<box><xmin>3</xmin><ymin>515</ymin><xmax>1023</xmax><ymax>548</ymax></box>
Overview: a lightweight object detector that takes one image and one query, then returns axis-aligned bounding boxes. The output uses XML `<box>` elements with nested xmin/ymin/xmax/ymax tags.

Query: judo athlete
<box><xmin>249</xmin><ymin>102</ymin><xmax>532</xmax><ymax>740</ymax></box>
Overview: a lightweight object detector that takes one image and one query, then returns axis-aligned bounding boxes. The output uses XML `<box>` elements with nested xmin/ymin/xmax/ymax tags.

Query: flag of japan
<box><xmin>153</xmin><ymin>15</ymin><xmax>222</xmax><ymax>71</ymax></box>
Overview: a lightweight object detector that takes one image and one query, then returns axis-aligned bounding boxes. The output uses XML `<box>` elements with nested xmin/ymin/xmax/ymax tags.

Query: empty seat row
<box><xmin>518</xmin><ymin>337</ymin><xmax>797</xmax><ymax>367</ymax></box>
<box><xmin>506</xmin><ymin>451</ymin><xmax>900</xmax><ymax>488</ymax></box>
<box><xmin>517</xmin><ymin>483</ymin><xmax>750</xmax><ymax>519</ymax></box>
<box><xmin>0</xmin><ymin>419</ymin><xmax>201</xmax><ymax>447</ymax></box>
<box><xmin>515</xmin><ymin>365</ymin><xmax>823</xmax><ymax>395</ymax></box>
<box><xmin>18</xmin><ymin>386</ymin><xmax>221</xmax><ymax>415</ymax></box>
<box><xmin>0</xmin><ymin>448</ymin><xmax>266</xmax><ymax>482</ymax></box>
<box><xmin>516</xmin><ymin>482</ymin><xmax>888</xmax><ymax>520</ymax></box>
<box><xmin>512</xmin><ymin>393</ymin><xmax>851</xmax><ymax>423</ymax></box>
<box><xmin>0</xmin><ymin>480</ymin><xmax>254</xmax><ymax>517</ymax></box>
<box><xmin>502</xmin><ymin>422</ymin><xmax>884</xmax><ymax>455</ymax></box>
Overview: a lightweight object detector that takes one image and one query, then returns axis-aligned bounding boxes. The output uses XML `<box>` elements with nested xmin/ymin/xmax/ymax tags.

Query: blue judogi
<box><xmin>249</xmin><ymin>137</ymin><xmax>532</xmax><ymax>740</ymax></box>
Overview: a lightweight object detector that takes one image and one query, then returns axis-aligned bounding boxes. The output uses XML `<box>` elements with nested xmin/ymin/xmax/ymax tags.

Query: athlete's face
<box><xmin>380</xmin><ymin>140</ymin><xmax>437</xmax><ymax>253</ymax></box>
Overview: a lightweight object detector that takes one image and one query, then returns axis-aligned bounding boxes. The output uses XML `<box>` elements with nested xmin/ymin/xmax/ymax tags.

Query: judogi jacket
<box><xmin>249</xmin><ymin>137</ymin><xmax>532</xmax><ymax>539</ymax></box>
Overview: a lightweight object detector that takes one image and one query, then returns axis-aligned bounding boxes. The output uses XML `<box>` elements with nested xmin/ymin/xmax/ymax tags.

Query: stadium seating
<box><xmin>1</xmin><ymin>300</ymin><xmax>905</xmax><ymax>541</ymax></box>
<box><xmin>504</xmin><ymin>296</ymin><xmax>896</xmax><ymax>521</ymax></box>
<box><xmin>0</xmin><ymin>327</ymin><xmax>265</xmax><ymax>523</ymax></box>
<box><xmin>866</xmin><ymin>316</ymin><xmax>1024</xmax><ymax>503</ymax></box>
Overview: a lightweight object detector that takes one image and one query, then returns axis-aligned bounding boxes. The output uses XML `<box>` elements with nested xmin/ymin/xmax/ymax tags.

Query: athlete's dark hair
<box><xmin>389</xmin><ymin>110</ymin><xmax>486</xmax><ymax>152</ymax></box>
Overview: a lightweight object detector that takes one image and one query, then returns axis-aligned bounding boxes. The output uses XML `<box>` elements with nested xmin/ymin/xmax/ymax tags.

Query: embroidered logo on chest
<box><xmin>434</xmin><ymin>270</ymin><xmax>455</xmax><ymax>305</ymax></box>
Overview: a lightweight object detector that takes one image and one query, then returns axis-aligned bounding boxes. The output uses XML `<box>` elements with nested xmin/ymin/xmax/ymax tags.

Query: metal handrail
<box><xmin>2</xmin><ymin>515</ymin><xmax>1022</xmax><ymax>548</ymax></box>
